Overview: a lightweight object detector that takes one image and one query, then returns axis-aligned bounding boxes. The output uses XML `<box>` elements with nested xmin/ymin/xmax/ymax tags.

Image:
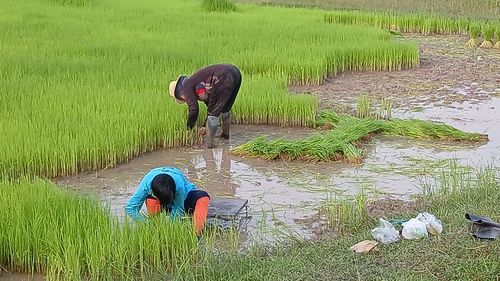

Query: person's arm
<box><xmin>125</xmin><ymin>179</ymin><xmax>150</xmax><ymax>222</ymax></box>
<box><xmin>182</xmin><ymin>85</ymin><xmax>199</xmax><ymax>129</ymax></box>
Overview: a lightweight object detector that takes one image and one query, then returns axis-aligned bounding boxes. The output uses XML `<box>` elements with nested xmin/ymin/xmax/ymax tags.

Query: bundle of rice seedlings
<box><xmin>356</xmin><ymin>96</ymin><xmax>372</xmax><ymax>119</ymax></box>
<box><xmin>495</xmin><ymin>27</ymin><xmax>500</xmax><ymax>49</ymax></box>
<box><xmin>479</xmin><ymin>24</ymin><xmax>495</xmax><ymax>48</ymax></box>
<box><xmin>465</xmin><ymin>23</ymin><xmax>481</xmax><ymax>48</ymax></box>
<box><xmin>382</xmin><ymin>119</ymin><xmax>488</xmax><ymax>141</ymax></box>
<box><xmin>376</xmin><ymin>98</ymin><xmax>393</xmax><ymax>120</ymax></box>
<box><xmin>232</xmin><ymin>117</ymin><xmax>384</xmax><ymax>162</ymax></box>
<box><xmin>233</xmin><ymin>107</ymin><xmax>487</xmax><ymax>163</ymax></box>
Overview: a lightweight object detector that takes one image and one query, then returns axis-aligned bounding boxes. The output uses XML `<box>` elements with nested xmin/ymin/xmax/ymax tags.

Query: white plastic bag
<box><xmin>371</xmin><ymin>218</ymin><xmax>400</xmax><ymax>244</ymax></box>
<box><xmin>402</xmin><ymin>218</ymin><xmax>428</xmax><ymax>239</ymax></box>
<box><xmin>416</xmin><ymin>212</ymin><xmax>443</xmax><ymax>236</ymax></box>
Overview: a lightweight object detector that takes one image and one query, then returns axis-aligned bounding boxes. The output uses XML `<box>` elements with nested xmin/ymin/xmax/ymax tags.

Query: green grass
<box><xmin>188</xmin><ymin>163</ymin><xmax>500</xmax><ymax>280</ymax></box>
<box><xmin>0</xmin><ymin>0</ymin><xmax>420</xmax><ymax>180</ymax></box>
<box><xmin>238</xmin><ymin>0</ymin><xmax>500</xmax><ymax>19</ymax></box>
<box><xmin>231</xmin><ymin>110</ymin><xmax>487</xmax><ymax>162</ymax></box>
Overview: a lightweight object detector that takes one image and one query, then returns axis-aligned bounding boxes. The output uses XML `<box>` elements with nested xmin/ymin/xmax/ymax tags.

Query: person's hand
<box><xmin>198</xmin><ymin>127</ymin><xmax>206</xmax><ymax>136</ymax></box>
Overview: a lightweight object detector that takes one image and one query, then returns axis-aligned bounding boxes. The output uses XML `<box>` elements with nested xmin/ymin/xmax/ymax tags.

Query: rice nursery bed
<box><xmin>0</xmin><ymin>0</ymin><xmax>421</xmax><ymax>180</ymax></box>
<box><xmin>231</xmin><ymin>110</ymin><xmax>488</xmax><ymax>162</ymax></box>
<box><xmin>0</xmin><ymin>179</ymin><xmax>204</xmax><ymax>280</ymax></box>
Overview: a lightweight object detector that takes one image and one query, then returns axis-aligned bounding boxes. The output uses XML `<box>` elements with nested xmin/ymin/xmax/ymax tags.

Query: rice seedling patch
<box><xmin>0</xmin><ymin>0</ymin><xmax>420</xmax><ymax>180</ymax></box>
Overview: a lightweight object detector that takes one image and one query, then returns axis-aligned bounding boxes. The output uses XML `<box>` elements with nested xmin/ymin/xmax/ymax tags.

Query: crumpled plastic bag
<box><xmin>416</xmin><ymin>212</ymin><xmax>443</xmax><ymax>235</ymax></box>
<box><xmin>371</xmin><ymin>218</ymin><xmax>400</xmax><ymax>244</ymax></box>
<box><xmin>402</xmin><ymin>218</ymin><xmax>428</xmax><ymax>239</ymax></box>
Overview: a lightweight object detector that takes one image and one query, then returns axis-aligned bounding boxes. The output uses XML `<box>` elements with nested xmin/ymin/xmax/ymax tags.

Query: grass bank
<box><xmin>1</xmin><ymin>163</ymin><xmax>497</xmax><ymax>280</ymax></box>
<box><xmin>193</xmin><ymin>162</ymin><xmax>500</xmax><ymax>280</ymax></box>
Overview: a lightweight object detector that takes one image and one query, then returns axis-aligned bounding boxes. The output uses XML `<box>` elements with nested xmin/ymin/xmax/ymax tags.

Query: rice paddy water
<box><xmin>57</xmin><ymin>97</ymin><xmax>500</xmax><ymax>248</ymax></box>
<box><xmin>231</xmin><ymin>99</ymin><xmax>487</xmax><ymax>162</ymax></box>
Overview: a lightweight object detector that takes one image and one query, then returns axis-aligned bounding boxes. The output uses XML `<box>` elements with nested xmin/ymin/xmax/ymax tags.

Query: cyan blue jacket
<box><xmin>125</xmin><ymin>166</ymin><xmax>196</xmax><ymax>221</ymax></box>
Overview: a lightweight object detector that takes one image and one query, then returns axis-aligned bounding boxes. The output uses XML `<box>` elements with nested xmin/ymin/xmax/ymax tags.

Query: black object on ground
<box><xmin>207</xmin><ymin>197</ymin><xmax>251</xmax><ymax>230</ymax></box>
<box><xmin>465</xmin><ymin>213</ymin><xmax>500</xmax><ymax>240</ymax></box>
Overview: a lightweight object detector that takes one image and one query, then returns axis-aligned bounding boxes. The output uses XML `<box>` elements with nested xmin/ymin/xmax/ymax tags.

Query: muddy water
<box><xmin>57</xmin><ymin>97</ymin><xmax>500</xmax><ymax>242</ymax></box>
<box><xmin>0</xmin><ymin>272</ymin><xmax>44</xmax><ymax>281</ymax></box>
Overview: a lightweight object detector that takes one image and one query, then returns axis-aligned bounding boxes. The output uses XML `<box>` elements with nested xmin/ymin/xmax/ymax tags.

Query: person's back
<box><xmin>125</xmin><ymin>166</ymin><xmax>210</xmax><ymax>238</ymax></box>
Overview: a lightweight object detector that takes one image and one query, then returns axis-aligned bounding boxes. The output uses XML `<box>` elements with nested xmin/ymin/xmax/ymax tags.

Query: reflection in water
<box><xmin>187</xmin><ymin>148</ymin><xmax>238</xmax><ymax>196</ymax></box>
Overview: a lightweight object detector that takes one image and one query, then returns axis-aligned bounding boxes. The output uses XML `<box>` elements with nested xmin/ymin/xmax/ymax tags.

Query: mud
<box><xmin>0</xmin><ymin>272</ymin><xmax>44</xmax><ymax>281</ymax></box>
<box><xmin>57</xmin><ymin>35</ymin><xmax>500</xmax><ymax>243</ymax></box>
<box><xmin>290</xmin><ymin>35</ymin><xmax>500</xmax><ymax>112</ymax></box>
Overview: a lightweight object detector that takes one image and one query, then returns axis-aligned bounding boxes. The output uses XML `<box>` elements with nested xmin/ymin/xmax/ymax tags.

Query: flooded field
<box><xmin>55</xmin><ymin>35</ymin><xmax>500</xmax><ymax>243</ymax></box>
<box><xmin>57</xmin><ymin>96</ymin><xmax>500</xmax><ymax>241</ymax></box>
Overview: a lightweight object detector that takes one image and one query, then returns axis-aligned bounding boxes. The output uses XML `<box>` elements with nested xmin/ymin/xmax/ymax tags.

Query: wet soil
<box><xmin>0</xmin><ymin>272</ymin><xmax>43</xmax><ymax>281</ymax></box>
<box><xmin>290</xmin><ymin>35</ymin><xmax>500</xmax><ymax>112</ymax></box>
<box><xmin>57</xmin><ymin>35</ymin><xmax>500</xmax><ymax>243</ymax></box>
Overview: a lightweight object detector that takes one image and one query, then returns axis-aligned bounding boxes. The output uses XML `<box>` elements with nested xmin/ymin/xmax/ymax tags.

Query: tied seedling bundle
<box><xmin>232</xmin><ymin>108</ymin><xmax>488</xmax><ymax>162</ymax></box>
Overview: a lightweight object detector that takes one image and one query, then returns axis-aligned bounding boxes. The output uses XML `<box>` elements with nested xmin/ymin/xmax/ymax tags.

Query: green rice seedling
<box><xmin>48</xmin><ymin>0</ymin><xmax>97</xmax><ymax>6</ymax></box>
<box><xmin>377</xmin><ymin>98</ymin><xmax>393</xmax><ymax>120</ymax></box>
<box><xmin>232</xmin><ymin>115</ymin><xmax>384</xmax><ymax>162</ymax></box>
<box><xmin>319</xmin><ymin>189</ymin><xmax>372</xmax><ymax>233</ymax></box>
<box><xmin>233</xmin><ymin>109</ymin><xmax>487</xmax><ymax>162</ymax></box>
<box><xmin>480</xmin><ymin>24</ymin><xmax>495</xmax><ymax>48</ymax></box>
<box><xmin>324</xmin><ymin>10</ymin><xmax>486</xmax><ymax>35</ymax></box>
<box><xmin>0</xmin><ymin>179</ymin><xmax>201</xmax><ymax>279</ymax></box>
<box><xmin>356</xmin><ymin>96</ymin><xmax>372</xmax><ymax>119</ymax></box>
<box><xmin>1</xmin><ymin>0</ymin><xmax>421</xmax><ymax>180</ymax></box>
<box><xmin>496</xmin><ymin>27</ymin><xmax>500</xmax><ymax>49</ymax></box>
<box><xmin>202</xmin><ymin>0</ymin><xmax>237</xmax><ymax>12</ymax></box>
<box><xmin>381</xmin><ymin>119</ymin><xmax>488</xmax><ymax>141</ymax></box>
<box><xmin>466</xmin><ymin>23</ymin><xmax>481</xmax><ymax>48</ymax></box>
<box><xmin>254</xmin><ymin>0</ymin><xmax>500</xmax><ymax>19</ymax></box>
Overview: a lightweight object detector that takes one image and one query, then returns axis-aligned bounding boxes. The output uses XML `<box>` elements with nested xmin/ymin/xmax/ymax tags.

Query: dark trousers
<box><xmin>207</xmin><ymin>68</ymin><xmax>242</xmax><ymax>117</ymax></box>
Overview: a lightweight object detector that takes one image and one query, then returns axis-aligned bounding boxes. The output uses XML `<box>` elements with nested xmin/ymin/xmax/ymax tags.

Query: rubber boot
<box><xmin>220</xmin><ymin>112</ymin><xmax>231</xmax><ymax>140</ymax></box>
<box><xmin>205</xmin><ymin>116</ymin><xmax>219</xmax><ymax>149</ymax></box>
